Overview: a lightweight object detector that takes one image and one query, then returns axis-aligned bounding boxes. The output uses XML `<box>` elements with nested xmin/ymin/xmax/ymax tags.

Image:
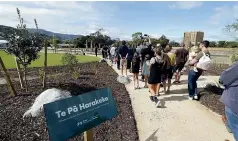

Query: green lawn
<box><xmin>0</xmin><ymin>51</ymin><xmax>99</xmax><ymax>69</ymax></box>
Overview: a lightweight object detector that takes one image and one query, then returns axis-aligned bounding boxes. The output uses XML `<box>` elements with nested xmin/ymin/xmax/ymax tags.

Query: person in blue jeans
<box><xmin>188</xmin><ymin>40</ymin><xmax>210</xmax><ymax>100</ymax></box>
<box><xmin>187</xmin><ymin>69</ymin><xmax>203</xmax><ymax>100</ymax></box>
<box><xmin>219</xmin><ymin>61</ymin><xmax>238</xmax><ymax>141</ymax></box>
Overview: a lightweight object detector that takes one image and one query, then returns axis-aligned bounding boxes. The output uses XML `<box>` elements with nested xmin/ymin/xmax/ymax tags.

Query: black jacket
<box><xmin>141</xmin><ymin>47</ymin><xmax>154</xmax><ymax>61</ymax></box>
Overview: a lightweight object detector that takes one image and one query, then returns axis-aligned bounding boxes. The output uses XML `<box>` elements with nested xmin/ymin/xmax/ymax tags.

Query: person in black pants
<box><xmin>127</xmin><ymin>46</ymin><xmax>135</xmax><ymax>73</ymax></box>
<box><xmin>108</xmin><ymin>46</ymin><xmax>111</xmax><ymax>60</ymax></box>
<box><xmin>101</xmin><ymin>46</ymin><xmax>105</xmax><ymax>58</ymax></box>
<box><xmin>115</xmin><ymin>46</ymin><xmax>121</xmax><ymax>70</ymax></box>
<box><xmin>95</xmin><ymin>46</ymin><xmax>98</xmax><ymax>57</ymax></box>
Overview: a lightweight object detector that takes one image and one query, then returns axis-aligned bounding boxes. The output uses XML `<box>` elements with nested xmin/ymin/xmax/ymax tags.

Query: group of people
<box><xmin>99</xmin><ymin>40</ymin><xmax>238</xmax><ymax>140</ymax></box>
<box><xmin>104</xmin><ymin>40</ymin><xmax>211</xmax><ymax>107</ymax></box>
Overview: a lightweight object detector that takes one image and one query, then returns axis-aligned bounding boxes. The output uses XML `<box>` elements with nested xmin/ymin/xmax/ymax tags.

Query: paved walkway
<box><xmin>111</xmin><ymin>64</ymin><xmax>234</xmax><ymax>141</ymax></box>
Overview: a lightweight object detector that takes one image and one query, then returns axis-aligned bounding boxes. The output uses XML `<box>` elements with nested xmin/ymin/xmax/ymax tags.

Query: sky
<box><xmin>1</xmin><ymin>1</ymin><xmax>238</xmax><ymax>42</ymax></box>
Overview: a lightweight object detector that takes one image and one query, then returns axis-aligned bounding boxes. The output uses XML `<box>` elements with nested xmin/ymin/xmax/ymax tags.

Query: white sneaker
<box><xmin>155</xmin><ymin>99</ymin><xmax>161</xmax><ymax>107</ymax></box>
<box><xmin>184</xmin><ymin>95</ymin><xmax>193</xmax><ymax>100</ymax></box>
<box><xmin>194</xmin><ymin>95</ymin><xmax>198</xmax><ymax>100</ymax></box>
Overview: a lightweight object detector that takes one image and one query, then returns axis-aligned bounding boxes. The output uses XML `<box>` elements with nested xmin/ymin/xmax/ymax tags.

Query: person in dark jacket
<box><xmin>108</xmin><ymin>46</ymin><xmax>111</xmax><ymax>60</ymax></box>
<box><xmin>127</xmin><ymin>46</ymin><xmax>136</xmax><ymax>72</ymax></box>
<box><xmin>140</xmin><ymin>44</ymin><xmax>155</xmax><ymax>67</ymax></box>
<box><xmin>95</xmin><ymin>45</ymin><xmax>98</xmax><ymax>57</ymax></box>
<box><xmin>219</xmin><ymin>61</ymin><xmax>238</xmax><ymax>140</ymax></box>
<box><xmin>104</xmin><ymin>46</ymin><xmax>108</xmax><ymax>59</ymax></box>
<box><xmin>140</xmin><ymin>43</ymin><xmax>154</xmax><ymax>82</ymax></box>
<box><xmin>119</xmin><ymin>40</ymin><xmax>129</xmax><ymax>76</ymax></box>
<box><xmin>101</xmin><ymin>46</ymin><xmax>105</xmax><ymax>58</ymax></box>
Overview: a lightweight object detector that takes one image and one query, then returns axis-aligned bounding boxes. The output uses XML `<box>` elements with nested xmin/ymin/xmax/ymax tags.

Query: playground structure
<box><xmin>183</xmin><ymin>31</ymin><xmax>204</xmax><ymax>49</ymax></box>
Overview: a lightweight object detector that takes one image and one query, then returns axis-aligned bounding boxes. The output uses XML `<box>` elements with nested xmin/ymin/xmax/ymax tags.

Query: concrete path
<box><xmin>111</xmin><ymin>64</ymin><xmax>234</xmax><ymax>141</ymax></box>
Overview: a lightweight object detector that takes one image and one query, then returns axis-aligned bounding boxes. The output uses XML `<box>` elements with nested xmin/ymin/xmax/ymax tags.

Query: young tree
<box><xmin>4</xmin><ymin>8</ymin><xmax>43</xmax><ymax>91</ymax></box>
<box><xmin>52</xmin><ymin>34</ymin><xmax>58</xmax><ymax>53</ymax></box>
<box><xmin>225</xmin><ymin>19</ymin><xmax>238</xmax><ymax>44</ymax></box>
<box><xmin>43</xmin><ymin>39</ymin><xmax>48</xmax><ymax>88</ymax></box>
<box><xmin>225</xmin><ymin>19</ymin><xmax>238</xmax><ymax>33</ymax></box>
<box><xmin>0</xmin><ymin>57</ymin><xmax>16</xmax><ymax>96</ymax></box>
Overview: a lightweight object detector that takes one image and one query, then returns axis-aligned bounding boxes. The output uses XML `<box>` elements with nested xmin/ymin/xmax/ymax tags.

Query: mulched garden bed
<box><xmin>0</xmin><ymin>62</ymin><xmax>139</xmax><ymax>141</ymax></box>
<box><xmin>198</xmin><ymin>85</ymin><xmax>225</xmax><ymax>116</ymax></box>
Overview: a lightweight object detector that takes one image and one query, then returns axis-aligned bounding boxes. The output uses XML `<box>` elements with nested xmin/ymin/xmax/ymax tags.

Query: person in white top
<box><xmin>110</xmin><ymin>45</ymin><xmax>116</xmax><ymax>65</ymax></box>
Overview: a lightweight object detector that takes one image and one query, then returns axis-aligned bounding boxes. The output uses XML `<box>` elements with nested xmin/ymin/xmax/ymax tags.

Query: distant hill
<box><xmin>0</xmin><ymin>25</ymin><xmax>51</xmax><ymax>40</ymax></box>
<box><xmin>28</xmin><ymin>28</ymin><xmax>82</xmax><ymax>40</ymax></box>
<box><xmin>0</xmin><ymin>25</ymin><xmax>82</xmax><ymax>41</ymax></box>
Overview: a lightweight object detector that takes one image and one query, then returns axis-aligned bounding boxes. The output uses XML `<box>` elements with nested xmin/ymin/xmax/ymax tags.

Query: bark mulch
<box><xmin>0</xmin><ymin>62</ymin><xmax>139</xmax><ymax>141</ymax></box>
<box><xmin>198</xmin><ymin>85</ymin><xmax>225</xmax><ymax>116</ymax></box>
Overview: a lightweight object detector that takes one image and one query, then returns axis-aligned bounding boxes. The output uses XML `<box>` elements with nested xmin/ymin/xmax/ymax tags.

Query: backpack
<box><xmin>196</xmin><ymin>52</ymin><xmax>212</xmax><ymax>71</ymax></box>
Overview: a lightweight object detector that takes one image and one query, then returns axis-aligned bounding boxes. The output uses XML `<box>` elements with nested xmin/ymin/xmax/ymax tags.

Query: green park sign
<box><xmin>43</xmin><ymin>88</ymin><xmax>118</xmax><ymax>141</ymax></box>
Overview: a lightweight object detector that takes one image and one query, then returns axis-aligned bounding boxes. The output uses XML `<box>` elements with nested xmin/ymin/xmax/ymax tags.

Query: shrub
<box><xmin>72</xmin><ymin>68</ymin><xmax>80</xmax><ymax>79</ymax></box>
<box><xmin>229</xmin><ymin>54</ymin><xmax>238</xmax><ymax>65</ymax></box>
<box><xmin>72</xmin><ymin>71</ymin><xmax>80</xmax><ymax>79</ymax></box>
<box><xmin>61</xmin><ymin>53</ymin><xmax>78</xmax><ymax>69</ymax></box>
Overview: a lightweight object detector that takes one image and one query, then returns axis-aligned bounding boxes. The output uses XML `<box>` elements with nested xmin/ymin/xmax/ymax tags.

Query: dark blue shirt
<box><xmin>119</xmin><ymin>45</ymin><xmax>129</xmax><ymax>58</ymax></box>
<box><xmin>127</xmin><ymin>47</ymin><xmax>136</xmax><ymax>60</ymax></box>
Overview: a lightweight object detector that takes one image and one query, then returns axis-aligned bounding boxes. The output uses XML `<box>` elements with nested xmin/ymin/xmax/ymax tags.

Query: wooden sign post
<box><xmin>0</xmin><ymin>56</ymin><xmax>16</xmax><ymax>96</ymax></box>
<box><xmin>84</xmin><ymin>129</ymin><xmax>93</xmax><ymax>141</ymax></box>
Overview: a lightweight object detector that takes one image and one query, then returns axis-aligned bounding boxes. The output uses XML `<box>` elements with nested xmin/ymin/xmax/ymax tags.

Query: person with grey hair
<box><xmin>110</xmin><ymin>44</ymin><xmax>116</xmax><ymax>65</ymax></box>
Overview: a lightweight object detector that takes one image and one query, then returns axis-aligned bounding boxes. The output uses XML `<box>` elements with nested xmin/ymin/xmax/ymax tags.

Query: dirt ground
<box><xmin>0</xmin><ymin>62</ymin><xmax>139</xmax><ymax>141</ymax></box>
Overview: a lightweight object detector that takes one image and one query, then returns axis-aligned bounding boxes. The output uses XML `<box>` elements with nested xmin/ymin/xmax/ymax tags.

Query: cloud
<box><xmin>209</xmin><ymin>5</ymin><xmax>238</xmax><ymax>26</ymax></box>
<box><xmin>206</xmin><ymin>4</ymin><xmax>238</xmax><ymax>41</ymax></box>
<box><xmin>0</xmin><ymin>1</ymin><xmax>125</xmax><ymax>39</ymax></box>
<box><xmin>168</xmin><ymin>1</ymin><xmax>203</xmax><ymax>10</ymax></box>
